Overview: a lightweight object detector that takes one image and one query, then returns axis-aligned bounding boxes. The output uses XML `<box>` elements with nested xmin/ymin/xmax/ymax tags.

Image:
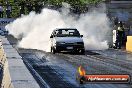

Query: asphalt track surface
<box><xmin>6</xmin><ymin>35</ymin><xmax>132</xmax><ymax>88</ymax></box>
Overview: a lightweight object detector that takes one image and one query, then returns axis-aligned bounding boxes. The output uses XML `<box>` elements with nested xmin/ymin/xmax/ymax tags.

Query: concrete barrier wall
<box><xmin>0</xmin><ymin>36</ymin><xmax>40</xmax><ymax>88</ymax></box>
<box><xmin>126</xmin><ymin>36</ymin><xmax>132</xmax><ymax>52</ymax></box>
<box><xmin>0</xmin><ymin>39</ymin><xmax>12</xmax><ymax>88</ymax></box>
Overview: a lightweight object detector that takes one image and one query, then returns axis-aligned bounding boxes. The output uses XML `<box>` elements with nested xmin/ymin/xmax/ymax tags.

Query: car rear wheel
<box><xmin>51</xmin><ymin>47</ymin><xmax>56</xmax><ymax>54</ymax></box>
<box><xmin>80</xmin><ymin>49</ymin><xmax>85</xmax><ymax>55</ymax></box>
<box><xmin>51</xmin><ymin>47</ymin><xmax>52</xmax><ymax>52</ymax></box>
<box><xmin>53</xmin><ymin>48</ymin><xmax>56</xmax><ymax>54</ymax></box>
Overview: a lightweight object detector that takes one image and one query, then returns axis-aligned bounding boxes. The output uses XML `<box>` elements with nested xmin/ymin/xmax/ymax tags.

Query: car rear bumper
<box><xmin>55</xmin><ymin>44</ymin><xmax>85</xmax><ymax>52</ymax></box>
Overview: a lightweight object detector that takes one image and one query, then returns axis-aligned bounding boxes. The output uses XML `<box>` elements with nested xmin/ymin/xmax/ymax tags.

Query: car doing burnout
<box><xmin>50</xmin><ymin>28</ymin><xmax>85</xmax><ymax>54</ymax></box>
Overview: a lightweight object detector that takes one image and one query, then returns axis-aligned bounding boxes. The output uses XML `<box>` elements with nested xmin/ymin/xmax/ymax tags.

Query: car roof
<box><xmin>54</xmin><ymin>28</ymin><xmax>77</xmax><ymax>31</ymax></box>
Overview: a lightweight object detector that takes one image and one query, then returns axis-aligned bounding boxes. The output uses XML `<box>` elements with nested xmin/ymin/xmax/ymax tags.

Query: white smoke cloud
<box><xmin>5</xmin><ymin>3</ymin><xmax>111</xmax><ymax>51</ymax></box>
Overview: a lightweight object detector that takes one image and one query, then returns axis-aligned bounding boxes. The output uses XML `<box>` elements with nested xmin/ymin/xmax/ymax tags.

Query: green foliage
<box><xmin>80</xmin><ymin>0</ymin><xmax>103</xmax><ymax>4</ymax></box>
<box><xmin>0</xmin><ymin>0</ymin><xmax>103</xmax><ymax>18</ymax></box>
<box><xmin>0</xmin><ymin>0</ymin><xmax>103</xmax><ymax>5</ymax></box>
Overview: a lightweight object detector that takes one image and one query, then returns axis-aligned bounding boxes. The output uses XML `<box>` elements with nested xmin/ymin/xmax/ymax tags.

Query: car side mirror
<box><xmin>50</xmin><ymin>35</ymin><xmax>53</xmax><ymax>38</ymax></box>
<box><xmin>80</xmin><ymin>35</ymin><xmax>83</xmax><ymax>37</ymax></box>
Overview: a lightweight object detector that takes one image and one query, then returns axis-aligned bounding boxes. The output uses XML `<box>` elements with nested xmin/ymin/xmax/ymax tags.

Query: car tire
<box><xmin>51</xmin><ymin>47</ymin><xmax>52</xmax><ymax>52</ymax></box>
<box><xmin>56</xmin><ymin>50</ymin><xmax>60</xmax><ymax>53</ymax></box>
<box><xmin>80</xmin><ymin>49</ymin><xmax>85</xmax><ymax>55</ymax></box>
<box><xmin>74</xmin><ymin>50</ymin><xmax>79</xmax><ymax>54</ymax></box>
<box><xmin>51</xmin><ymin>47</ymin><xmax>55</xmax><ymax>54</ymax></box>
<box><xmin>52</xmin><ymin>47</ymin><xmax>56</xmax><ymax>54</ymax></box>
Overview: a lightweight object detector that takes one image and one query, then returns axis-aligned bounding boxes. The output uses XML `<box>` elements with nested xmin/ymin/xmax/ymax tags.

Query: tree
<box><xmin>80</xmin><ymin>0</ymin><xmax>103</xmax><ymax>4</ymax></box>
<box><xmin>0</xmin><ymin>0</ymin><xmax>104</xmax><ymax>17</ymax></box>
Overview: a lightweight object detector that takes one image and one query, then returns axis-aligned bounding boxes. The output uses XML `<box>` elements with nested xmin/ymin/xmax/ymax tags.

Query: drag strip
<box><xmin>18</xmin><ymin>49</ymin><xmax>79</xmax><ymax>88</ymax></box>
<box><xmin>6</xmin><ymin>35</ymin><xmax>132</xmax><ymax>88</ymax></box>
<box><xmin>18</xmin><ymin>49</ymin><xmax>131</xmax><ymax>88</ymax></box>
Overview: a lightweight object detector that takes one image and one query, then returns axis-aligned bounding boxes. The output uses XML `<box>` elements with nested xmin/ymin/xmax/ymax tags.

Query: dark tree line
<box><xmin>0</xmin><ymin>0</ymin><xmax>105</xmax><ymax>17</ymax></box>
